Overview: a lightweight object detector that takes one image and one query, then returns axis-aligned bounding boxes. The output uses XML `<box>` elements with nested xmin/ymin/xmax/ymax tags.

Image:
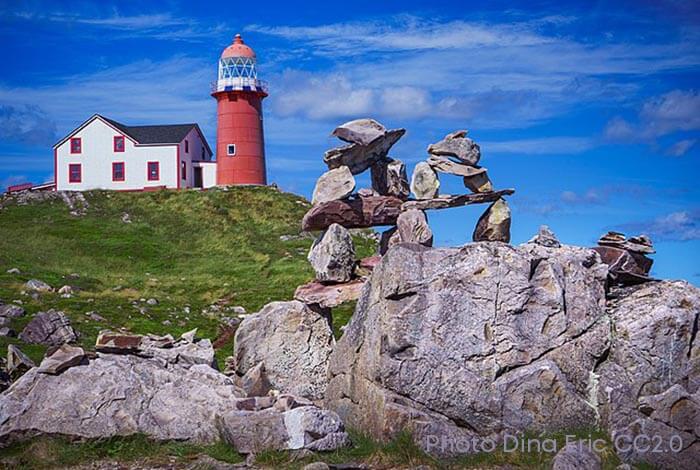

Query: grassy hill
<box><xmin>0</xmin><ymin>186</ymin><xmax>374</xmax><ymax>366</ymax></box>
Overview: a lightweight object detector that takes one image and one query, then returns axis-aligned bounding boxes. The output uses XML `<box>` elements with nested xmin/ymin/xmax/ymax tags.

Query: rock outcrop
<box><xmin>19</xmin><ymin>310</ymin><xmax>78</xmax><ymax>346</ymax></box>
<box><xmin>233</xmin><ymin>301</ymin><xmax>334</xmax><ymax>400</ymax></box>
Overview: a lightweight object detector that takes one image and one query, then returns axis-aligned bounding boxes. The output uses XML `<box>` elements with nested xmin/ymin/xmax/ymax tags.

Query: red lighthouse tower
<box><xmin>212</xmin><ymin>34</ymin><xmax>268</xmax><ymax>185</ymax></box>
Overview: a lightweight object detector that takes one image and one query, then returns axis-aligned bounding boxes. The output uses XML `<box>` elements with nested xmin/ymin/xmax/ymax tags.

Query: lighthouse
<box><xmin>212</xmin><ymin>34</ymin><xmax>268</xmax><ymax>185</ymax></box>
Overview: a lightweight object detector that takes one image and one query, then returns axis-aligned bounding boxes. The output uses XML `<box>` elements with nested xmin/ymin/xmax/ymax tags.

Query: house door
<box><xmin>194</xmin><ymin>167</ymin><xmax>203</xmax><ymax>188</ymax></box>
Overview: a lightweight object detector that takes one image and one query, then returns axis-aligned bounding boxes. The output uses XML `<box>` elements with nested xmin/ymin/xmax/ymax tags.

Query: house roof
<box><xmin>54</xmin><ymin>114</ymin><xmax>213</xmax><ymax>157</ymax></box>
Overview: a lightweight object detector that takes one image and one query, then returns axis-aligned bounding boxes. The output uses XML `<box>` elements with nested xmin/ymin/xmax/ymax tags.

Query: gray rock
<box><xmin>592</xmin><ymin>246</ymin><xmax>653</xmax><ymax>284</ymax></box>
<box><xmin>6</xmin><ymin>268</ymin><xmax>20</xmax><ymax>275</ymax></box>
<box><xmin>427</xmin><ymin>155</ymin><xmax>484</xmax><ymax>177</ymax></box>
<box><xmin>308</xmin><ymin>224</ymin><xmax>356</xmax><ymax>283</ymax></box>
<box><xmin>19</xmin><ymin>310</ymin><xmax>78</xmax><ymax>346</ymax></box>
<box><xmin>303</xmin><ymin>463</ymin><xmax>330</xmax><ymax>470</ymax></box>
<box><xmin>370</xmin><ymin>158</ymin><xmax>410</xmax><ymax>200</ymax></box>
<box><xmin>312</xmin><ymin>166</ymin><xmax>356</xmax><ymax>205</ymax></box>
<box><xmin>427</xmin><ymin>130</ymin><xmax>481</xmax><ymax>165</ymax></box>
<box><xmin>472</xmin><ymin>198</ymin><xmax>511</xmax><ymax>243</ymax></box>
<box><xmin>463</xmin><ymin>170</ymin><xmax>493</xmax><ymax>193</ymax></box>
<box><xmin>324</xmin><ymin>129</ymin><xmax>405</xmax><ymax>175</ymax></box>
<box><xmin>95</xmin><ymin>331</ymin><xmax>143</xmax><ymax>354</ymax></box>
<box><xmin>274</xmin><ymin>394</ymin><xmax>314</xmax><ymax>412</ymax></box>
<box><xmin>552</xmin><ymin>441</ymin><xmax>601</xmax><ymax>470</ymax></box>
<box><xmin>180</xmin><ymin>328</ymin><xmax>198</xmax><ymax>343</ymax></box>
<box><xmin>410</xmin><ymin>162</ymin><xmax>440</xmax><ymax>200</ymax></box>
<box><xmin>7</xmin><ymin>344</ymin><xmax>35</xmax><ymax>376</ymax></box>
<box><xmin>332</xmin><ymin>118</ymin><xmax>386</xmax><ymax>145</ymax></box>
<box><xmin>302</xmin><ymin>195</ymin><xmax>403</xmax><ymax>231</ymax></box>
<box><xmin>527</xmin><ymin>225</ymin><xmax>561</xmax><ymax>248</ymax></box>
<box><xmin>234</xmin><ymin>301</ymin><xmax>334</xmax><ymax>400</ymax></box>
<box><xmin>402</xmin><ymin>189</ymin><xmax>514</xmax><ymax>211</ymax></box>
<box><xmin>0</xmin><ymin>327</ymin><xmax>15</xmax><ymax>337</ymax></box>
<box><xmin>0</xmin><ymin>354</ymin><xmax>244</xmax><ymax>444</ymax></box>
<box><xmin>325</xmin><ymin>242</ymin><xmax>609</xmax><ymax>456</ymax></box>
<box><xmin>378</xmin><ymin>226</ymin><xmax>401</xmax><ymax>256</ymax></box>
<box><xmin>57</xmin><ymin>285</ymin><xmax>73</xmax><ymax>295</ymax></box>
<box><xmin>396</xmin><ymin>209</ymin><xmax>433</xmax><ymax>247</ymax></box>
<box><xmin>239</xmin><ymin>361</ymin><xmax>272</xmax><ymax>397</ymax></box>
<box><xmin>218</xmin><ymin>406</ymin><xmax>348</xmax><ymax>454</ymax></box>
<box><xmin>24</xmin><ymin>279</ymin><xmax>52</xmax><ymax>292</ymax></box>
<box><xmin>85</xmin><ymin>311</ymin><xmax>106</xmax><ymax>322</ymax></box>
<box><xmin>146</xmin><ymin>298</ymin><xmax>159</xmax><ymax>306</ymax></box>
<box><xmin>37</xmin><ymin>344</ymin><xmax>86</xmax><ymax>375</ymax></box>
<box><xmin>143</xmin><ymin>338</ymin><xmax>217</xmax><ymax>369</ymax></box>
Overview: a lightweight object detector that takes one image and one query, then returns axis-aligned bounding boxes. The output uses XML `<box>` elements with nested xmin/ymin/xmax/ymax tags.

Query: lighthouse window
<box><xmin>70</xmin><ymin>138</ymin><xmax>82</xmax><ymax>154</ymax></box>
<box><xmin>227</xmin><ymin>144</ymin><xmax>236</xmax><ymax>156</ymax></box>
<box><xmin>114</xmin><ymin>136</ymin><xmax>125</xmax><ymax>152</ymax></box>
<box><xmin>147</xmin><ymin>162</ymin><xmax>160</xmax><ymax>181</ymax></box>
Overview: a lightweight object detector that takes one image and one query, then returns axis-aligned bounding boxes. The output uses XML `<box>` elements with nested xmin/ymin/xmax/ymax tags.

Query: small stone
<box><xmin>181</xmin><ymin>328</ymin><xmax>198</xmax><ymax>343</ymax></box>
<box><xmin>427</xmin><ymin>130</ymin><xmax>481</xmax><ymax>165</ymax></box>
<box><xmin>324</xmin><ymin>128</ymin><xmax>405</xmax><ymax>175</ymax></box>
<box><xmin>370</xmin><ymin>158</ymin><xmax>410</xmax><ymax>200</ymax></box>
<box><xmin>463</xmin><ymin>170</ymin><xmax>493</xmax><ymax>193</ymax></box>
<box><xmin>162</xmin><ymin>319</ymin><xmax>172</xmax><ymax>326</ymax></box>
<box><xmin>0</xmin><ymin>327</ymin><xmax>16</xmax><ymax>337</ymax></box>
<box><xmin>230</xmin><ymin>306</ymin><xmax>246</xmax><ymax>315</ymax></box>
<box><xmin>274</xmin><ymin>394</ymin><xmax>314</xmax><ymax>412</ymax></box>
<box><xmin>551</xmin><ymin>440</ymin><xmax>602</xmax><ymax>470</ymax></box>
<box><xmin>121</xmin><ymin>213</ymin><xmax>132</xmax><ymax>224</ymax></box>
<box><xmin>146</xmin><ymin>298</ymin><xmax>159</xmax><ymax>306</ymax></box>
<box><xmin>357</xmin><ymin>188</ymin><xmax>378</xmax><ymax>197</ymax></box>
<box><xmin>142</xmin><ymin>333</ymin><xmax>175</xmax><ymax>348</ymax></box>
<box><xmin>303</xmin><ymin>463</ymin><xmax>330</xmax><ymax>470</ymax></box>
<box><xmin>410</xmin><ymin>162</ymin><xmax>440</xmax><ymax>200</ymax></box>
<box><xmin>312</xmin><ymin>166</ymin><xmax>356</xmax><ymax>205</ymax></box>
<box><xmin>427</xmin><ymin>155</ymin><xmax>484</xmax><ymax>177</ymax></box>
<box><xmin>7</xmin><ymin>344</ymin><xmax>35</xmax><ymax>376</ymax></box>
<box><xmin>24</xmin><ymin>279</ymin><xmax>53</xmax><ymax>293</ymax></box>
<box><xmin>378</xmin><ymin>226</ymin><xmax>401</xmax><ymax>256</ymax></box>
<box><xmin>332</xmin><ymin>118</ymin><xmax>386</xmax><ymax>145</ymax></box>
<box><xmin>37</xmin><ymin>344</ymin><xmax>86</xmax><ymax>375</ymax></box>
<box><xmin>472</xmin><ymin>198</ymin><xmax>511</xmax><ymax>243</ymax></box>
<box><xmin>528</xmin><ymin>225</ymin><xmax>561</xmax><ymax>248</ymax></box>
<box><xmin>95</xmin><ymin>331</ymin><xmax>143</xmax><ymax>353</ymax></box>
<box><xmin>626</xmin><ymin>234</ymin><xmax>655</xmax><ymax>254</ymax></box>
<box><xmin>239</xmin><ymin>361</ymin><xmax>272</xmax><ymax>397</ymax></box>
<box><xmin>0</xmin><ymin>304</ymin><xmax>25</xmax><ymax>318</ymax></box>
<box><xmin>6</xmin><ymin>268</ymin><xmax>20</xmax><ymax>275</ymax></box>
<box><xmin>85</xmin><ymin>311</ymin><xmax>106</xmax><ymax>322</ymax></box>
<box><xmin>308</xmin><ymin>224</ymin><xmax>356</xmax><ymax>283</ymax></box>
<box><xmin>397</xmin><ymin>209</ymin><xmax>433</xmax><ymax>247</ymax></box>
<box><xmin>57</xmin><ymin>285</ymin><xmax>73</xmax><ymax>295</ymax></box>
<box><xmin>19</xmin><ymin>310</ymin><xmax>78</xmax><ymax>346</ymax></box>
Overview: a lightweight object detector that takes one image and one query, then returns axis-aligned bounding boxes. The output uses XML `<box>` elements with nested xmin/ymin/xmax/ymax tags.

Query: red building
<box><xmin>212</xmin><ymin>34</ymin><xmax>268</xmax><ymax>186</ymax></box>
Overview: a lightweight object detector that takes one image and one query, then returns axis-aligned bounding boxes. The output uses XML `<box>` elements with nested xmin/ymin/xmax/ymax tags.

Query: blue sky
<box><xmin>1</xmin><ymin>0</ymin><xmax>699</xmax><ymax>283</ymax></box>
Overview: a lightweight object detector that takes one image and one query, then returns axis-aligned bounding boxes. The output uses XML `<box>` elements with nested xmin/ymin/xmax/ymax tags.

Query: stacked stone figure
<box><xmin>592</xmin><ymin>231</ymin><xmax>655</xmax><ymax>285</ymax></box>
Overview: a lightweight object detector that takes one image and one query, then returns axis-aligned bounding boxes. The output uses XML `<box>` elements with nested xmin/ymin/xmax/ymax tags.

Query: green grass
<box><xmin>0</xmin><ymin>187</ymin><xmax>374</xmax><ymax>368</ymax></box>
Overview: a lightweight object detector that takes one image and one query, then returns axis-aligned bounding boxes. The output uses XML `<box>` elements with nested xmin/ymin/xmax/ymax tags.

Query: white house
<box><xmin>53</xmin><ymin>114</ymin><xmax>216</xmax><ymax>191</ymax></box>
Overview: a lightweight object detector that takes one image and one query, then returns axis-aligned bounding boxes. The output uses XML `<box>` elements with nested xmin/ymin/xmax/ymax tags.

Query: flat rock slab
<box><xmin>401</xmin><ymin>189</ymin><xmax>515</xmax><ymax>211</ymax></box>
<box><xmin>37</xmin><ymin>344</ymin><xmax>86</xmax><ymax>375</ymax></box>
<box><xmin>324</xmin><ymin>129</ymin><xmax>405</xmax><ymax>175</ymax></box>
<box><xmin>312</xmin><ymin>167</ymin><xmax>356</xmax><ymax>206</ymax></box>
<box><xmin>427</xmin><ymin>130</ymin><xmax>481</xmax><ymax>165</ymax></box>
<box><xmin>427</xmin><ymin>155</ymin><xmax>484</xmax><ymax>177</ymax></box>
<box><xmin>302</xmin><ymin>196</ymin><xmax>403</xmax><ymax>231</ymax></box>
<box><xmin>294</xmin><ymin>279</ymin><xmax>366</xmax><ymax>309</ymax></box>
<box><xmin>19</xmin><ymin>310</ymin><xmax>78</xmax><ymax>346</ymax></box>
<box><xmin>332</xmin><ymin>118</ymin><xmax>386</xmax><ymax>146</ymax></box>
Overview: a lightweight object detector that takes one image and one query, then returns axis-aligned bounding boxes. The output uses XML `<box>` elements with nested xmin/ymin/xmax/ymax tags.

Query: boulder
<box><xmin>527</xmin><ymin>225</ymin><xmax>561</xmax><ymax>248</ymax></box>
<box><xmin>472</xmin><ymin>198</ymin><xmax>511</xmax><ymax>243</ymax></box>
<box><xmin>302</xmin><ymin>195</ymin><xmax>403</xmax><ymax>231</ymax></box>
<box><xmin>332</xmin><ymin>118</ymin><xmax>386</xmax><ymax>146</ymax></box>
<box><xmin>0</xmin><ymin>304</ymin><xmax>25</xmax><ymax>319</ymax></box>
<box><xmin>402</xmin><ymin>189</ymin><xmax>514</xmax><ymax>211</ymax></box>
<box><xmin>370</xmin><ymin>158</ymin><xmax>410</xmax><ymax>199</ymax></box>
<box><xmin>19</xmin><ymin>310</ymin><xmax>78</xmax><ymax>346</ymax></box>
<box><xmin>24</xmin><ymin>279</ymin><xmax>52</xmax><ymax>293</ymax></box>
<box><xmin>427</xmin><ymin>155</ymin><xmax>484</xmax><ymax>177</ymax></box>
<box><xmin>95</xmin><ymin>331</ymin><xmax>143</xmax><ymax>353</ymax></box>
<box><xmin>7</xmin><ymin>344</ymin><xmax>35</xmax><ymax>376</ymax></box>
<box><xmin>552</xmin><ymin>441</ymin><xmax>602</xmax><ymax>470</ymax></box>
<box><xmin>324</xmin><ymin>129</ymin><xmax>405</xmax><ymax>175</ymax></box>
<box><xmin>238</xmin><ymin>361</ymin><xmax>273</xmax><ymax>397</ymax></box>
<box><xmin>312</xmin><ymin>166</ymin><xmax>356</xmax><ymax>205</ymax></box>
<box><xmin>597</xmin><ymin>281</ymin><xmax>700</xmax><ymax>470</ymax></box>
<box><xmin>218</xmin><ymin>406</ymin><xmax>349</xmax><ymax>454</ymax></box>
<box><xmin>37</xmin><ymin>344</ymin><xmax>86</xmax><ymax>375</ymax></box>
<box><xmin>592</xmin><ymin>246</ymin><xmax>653</xmax><ymax>284</ymax></box>
<box><xmin>294</xmin><ymin>279</ymin><xmax>365</xmax><ymax>309</ymax></box>
<box><xmin>0</xmin><ymin>353</ymin><xmax>244</xmax><ymax>445</ymax></box>
<box><xmin>463</xmin><ymin>170</ymin><xmax>493</xmax><ymax>193</ymax></box>
<box><xmin>396</xmin><ymin>209</ymin><xmax>433</xmax><ymax>247</ymax></box>
<box><xmin>427</xmin><ymin>130</ymin><xmax>481</xmax><ymax>165</ymax></box>
<box><xmin>378</xmin><ymin>226</ymin><xmax>401</xmax><ymax>256</ymax></box>
<box><xmin>410</xmin><ymin>162</ymin><xmax>440</xmax><ymax>200</ymax></box>
<box><xmin>308</xmin><ymin>223</ymin><xmax>356</xmax><ymax>283</ymax></box>
<box><xmin>234</xmin><ymin>301</ymin><xmax>334</xmax><ymax>400</ymax></box>
<box><xmin>325</xmin><ymin>242</ymin><xmax>609</xmax><ymax>456</ymax></box>
<box><xmin>143</xmin><ymin>338</ymin><xmax>217</xmax><ymax>369</ymax></box>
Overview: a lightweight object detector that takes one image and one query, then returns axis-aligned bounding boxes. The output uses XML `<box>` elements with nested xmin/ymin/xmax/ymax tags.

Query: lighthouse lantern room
<box><xmin>212</xmin><ymin>34</ymin><xmax>268</xmax><ymax>185</ymax></box>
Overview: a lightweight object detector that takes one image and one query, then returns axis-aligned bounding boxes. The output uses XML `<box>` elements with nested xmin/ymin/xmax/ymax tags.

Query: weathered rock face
<box><xmin>37</xmin><ymin>344</ymin><xmax>86</xmax><ymax>375</ymax></box>
<box><xmin>427</xmin><ymin>130</ymin><xmax>481</xmax><ymax>166</ymax></box>
<box><xmin>597</xmin><ymin>281</ymin><xmax>700</xmax><ymax>470</ymax></box>
<box><xmin>0</xmin><ymin>304</ymin><xmax>25</xmax><ymax>319</ymax></box>
<box><xmin>396</xmin><ymin>209</ymin><xmax>433</xmax><ymax>247</ymax></box>
<box><xmin>311</xmin><ymin>166</ymin><xmax>355</xmax><ymax>205</ymax></box>
<box><xmin>410</xmin><ymin>162</ymin><xmax>440</xmax><ymax>200</ymax></box>
<box><xmin>472</xmin><ymin>198</ymin><xmax>511</xmax><ymax>243</ymax></box>
<box><xmin>331</xmin><ymin>118</ymin><xmax>386</xmax><ymax>146</ymax></box>
<box><xmin>19</xmin><ymin>310</ymin><xmax>78</xmax><ymax>346</ymax></box>
<box><xmin>308</xmin><ymin>223</ymin><xmax>356</xmax><ymax>283</ymax></box>
<box><xmin>234</xmin><ymin>301</ymin><xmax>334</xmax><ymax>400</ymax></box>
<box><xmin>324</xmin><ymin>128</ymin><xmax>405</xmax><ymax>175</ymax></box>
<box><xmin>326</xmin><ymin>242</ymin><xmax>609</xmax><ymax>456</ymax></box>
<box><xmin>0</xmin><ymin>353</ymin><xmax>244</xmax><ymax>445</ymax></box>
<box><xmin>370</xmin><ymin>158</ymin><xmax>410</xmax><ymax>200</ymax></box>
<box><xmin>592</xmin><ymin>246</ymin><xmax>652</xmax><ymax>284</ymax></box>
<box><xmin>378</xmin><ymin>226</ymin><xmax>401</xmax><ymax>256</ymax></box>
<box><xmin>463</xmin><ymin>170</ymin><xmax>493</xmax><ymax>193</ymax></box>
<box><xmin>302</xmin><ymin>195</ymin><xmax>403</xmax><ymax>231</ymax></box>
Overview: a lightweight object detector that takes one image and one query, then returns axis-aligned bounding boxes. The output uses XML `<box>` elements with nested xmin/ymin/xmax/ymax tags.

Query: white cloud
<box><xmin>622</xmin><ymin>210</ymin><xmax>700</xmax><ymax>241</ymax></box>
<box><xmin>604</xmin><ymin>117</ymin><xmax>636</xmax><ymax>141</ymax></box>
<box><xmin>640</xmin><ymin>89</ymin><xmax>700</xmax><ymax>136</ymax></box>
<box><xmin>666</xmin><ymin>139</ymin><xmax>697</xmax><ymax>156</ymax></box>
<box><xmin>481</xmin><ymin>137</ymin><xmax>596</xmax><ymax>155</ymax></box>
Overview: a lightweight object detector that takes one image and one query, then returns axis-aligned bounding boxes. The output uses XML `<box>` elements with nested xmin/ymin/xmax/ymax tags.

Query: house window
<box><xmin>147</xmin><ymin>162</ymin><xmax>160</xmax><ymax>181</ymax></box>
<box><xmin>201</xmin><ymin>147</ymin><xmax>205</xmax><ymax>160</ymax></box>
<box><xmin>185</xmin><ymin>140</ymin><xmax>189</xmax><ymax>153</ymax></box>
<box><xmin>70</xmin><ymin>138</ymin><xmax>82</xmax><ymax>154</ymax></box>
<box><xmin>68</xmin><ymin>164</ymin><xmax>82</xmax><ymax>183</ymax></box>
<box><xmin>227</xmin><ymin>144</ymin><xmax>236</xmax><ymax>156</ymax></box>
<box><xmin>112</xmin><ymin>162</ymin><xmax>125</xmax><ymax>182</ymax></box>
<box><xmin>181</xmin><ymin>161</ymin><xmax>187</xmax><ymax>180</ymax></box>
<box><xmin>114</xmin><ymin>136</ymin><xmax>125</xmax><ymax>152</ymax></box>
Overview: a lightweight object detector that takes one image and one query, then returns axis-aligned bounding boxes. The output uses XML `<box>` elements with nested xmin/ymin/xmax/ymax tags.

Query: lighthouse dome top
<box><xmin>221</xmin><ymin>34</ymin><xmax>256</xmax><ymax>59</ymax></box>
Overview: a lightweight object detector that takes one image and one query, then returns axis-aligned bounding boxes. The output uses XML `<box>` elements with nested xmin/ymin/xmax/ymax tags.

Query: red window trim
<box><xmin>70</xmin><ymin>137</ymin><xmax>82</xmax><ymax>154</ymax></box>
<box><xmin>112</xmin><ymin>162</ymin><xmax>125</xmax><ymax>182</ymax></box>
<box><xmin>181</xmin><ymin>161</ymin><xmax>187</xmax><ymax>180</ymax></box>
<box><xmin>68</xmin><ymin>164</ymin><xmax>82</xmax><ymax>183</ymax></box>
<box><xmin>113</xmin><ymin>135</ymin><xmax>125</xmax><ymax>152</ymax></box>
<box><xmin>147</xmin><ymin>161</ymin><xmax>160</xmax><ymax>181</ymax></box>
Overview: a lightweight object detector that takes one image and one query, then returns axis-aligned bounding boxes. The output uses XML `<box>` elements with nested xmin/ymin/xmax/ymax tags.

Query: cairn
<box><xmin>592</xmin><ymin>231</ymin><xmax>655</xmax><ymax>285</ymax></box>
<box><xmin>295</xmin><ymin>118</ymin><xmax>516</xmax><ymax>308</ymax></box>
